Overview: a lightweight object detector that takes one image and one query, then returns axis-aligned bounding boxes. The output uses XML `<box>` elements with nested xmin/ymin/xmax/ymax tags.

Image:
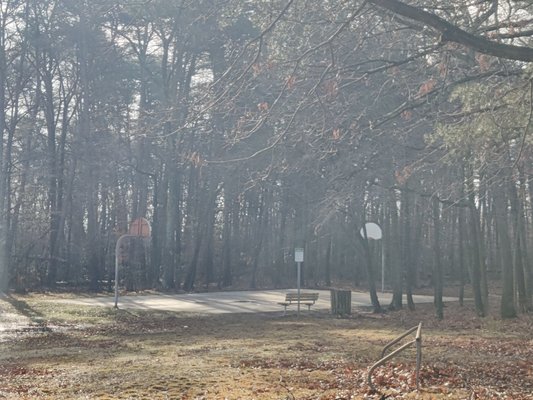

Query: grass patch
<box><xmin>1</xmin><ymin>294</ymin><xmax>532</xmax><ymax>399</ymax></box>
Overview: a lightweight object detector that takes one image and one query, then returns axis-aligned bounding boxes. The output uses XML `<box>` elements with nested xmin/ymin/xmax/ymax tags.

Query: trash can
<box><xmin>330</xmin><ymin>289</ymin><xmax>351</xmax><ymax>317</ymax></box>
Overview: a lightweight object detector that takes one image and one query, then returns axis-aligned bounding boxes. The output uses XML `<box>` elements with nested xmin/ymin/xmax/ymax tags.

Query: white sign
<box><xmin>360</xmin><ymin>222</ymin><xmax>382</xmax><ymax>240</ymax></box>
<box><xmin>295</xmin><ymin>247</ymin><xmax>304</xmax><ymax>262</ymax></box>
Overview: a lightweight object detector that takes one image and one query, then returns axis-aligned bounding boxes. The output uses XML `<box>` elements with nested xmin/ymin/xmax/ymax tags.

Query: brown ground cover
<box><xmin>1</xmin><ymin>293</ymin><xmax>533</xmax><ymax>399</ymax></box>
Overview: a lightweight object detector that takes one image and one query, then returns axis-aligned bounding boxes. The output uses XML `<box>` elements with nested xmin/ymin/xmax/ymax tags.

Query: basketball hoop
<box><xmin>129</xmin><ymin>218</ymin><xmax>151</xmax><ymax>237</ymax></box>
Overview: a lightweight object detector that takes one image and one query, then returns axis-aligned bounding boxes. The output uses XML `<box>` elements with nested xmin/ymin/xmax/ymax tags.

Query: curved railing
<box><xmin>367</xmin><ymin>322</ymin><xmax>422</xmax><ymax>393</ymax></box>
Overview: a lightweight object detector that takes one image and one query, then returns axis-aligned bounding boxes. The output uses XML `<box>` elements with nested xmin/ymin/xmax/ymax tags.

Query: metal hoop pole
<box><xmin>115</xmin><ymin>234</ymin><xmax>135</xmax><ymax>309</ymax></box>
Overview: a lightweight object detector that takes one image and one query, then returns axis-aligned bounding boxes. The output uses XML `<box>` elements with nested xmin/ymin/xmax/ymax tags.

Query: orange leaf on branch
<box><xmin>475</xmin><ymin>52</ymin><xmax>491</xmax><ymax>72</ymax></box>
<box><xmin>416</xmin><ymin>78</ymin><xmax>436</xmax><ymax>97</ymax></box>
<box><xmin>286</xmin><ymin>75</ymin><xmax>296</xmax><ymax>89</ymax></box>
<box><xmin>257</xmin><ymin>102</ymin><xmax>269</xmax><ymax>111</ymax></box>
<box><xmin>252</xmin><ymin>63</ymin><xmax>261</xmax><ymax>76</ymax></box>
<box><xmin>401</xmin><ymin>109</ymin><xmax>413</xmax><ymax>121</ymax></box>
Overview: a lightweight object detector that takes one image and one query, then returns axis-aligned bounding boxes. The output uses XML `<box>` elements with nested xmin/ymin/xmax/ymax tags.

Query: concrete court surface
<box><xmin>53</xmin><ymin>290</ymin><xmax>460</xmax><ymax>314</ymax></box>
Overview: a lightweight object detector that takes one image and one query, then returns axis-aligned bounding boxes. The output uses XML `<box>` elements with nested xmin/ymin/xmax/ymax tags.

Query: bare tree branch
<box><xmin>368</xmin><ymin>0</ymin><xmax>533</xmax><ymax>62</ymax></box>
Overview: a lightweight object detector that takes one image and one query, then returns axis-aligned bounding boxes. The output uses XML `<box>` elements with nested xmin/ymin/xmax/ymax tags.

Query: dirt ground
<box><xmin>1</xmin><ymin>293</ymin><xmax>533</xmax><ymax>399</ymax></box>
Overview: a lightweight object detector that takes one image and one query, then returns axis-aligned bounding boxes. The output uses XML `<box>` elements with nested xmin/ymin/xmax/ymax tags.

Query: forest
<box><xmin>0</xmin><ymin>0</ymin><xmax>531</xmax><ymax>320</ymax></box>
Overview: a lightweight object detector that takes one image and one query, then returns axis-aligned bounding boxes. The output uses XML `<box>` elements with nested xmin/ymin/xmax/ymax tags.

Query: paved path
<box><xmin>53</xmin><ymin>290</ymin><xmax>459</xmax><ymax>314</ymax></box>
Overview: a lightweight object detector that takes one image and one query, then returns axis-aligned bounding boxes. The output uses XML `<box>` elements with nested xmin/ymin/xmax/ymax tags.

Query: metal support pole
<box><xmin>115</xmin><ymin>234</ymin><xmax>135</xmax><ymax>309</ymax></box>
<box><xmin>415</xmin><ymin>322</ymin><xmax>423</xmax><ymax>391</ymax></box>
<box><xmin>368</xmin><ymin>322</ymin><xmax>422</xmax><ymax>393</ymax></box>
<box><xmin>297</xmin><ymin>261</ymin><xmax>301</xmax><ymax>317</ymax></box>
<box><xmin>381</xmin><ymin>240</ymin><xmax>385</xmax><ymax>293</ymax></box>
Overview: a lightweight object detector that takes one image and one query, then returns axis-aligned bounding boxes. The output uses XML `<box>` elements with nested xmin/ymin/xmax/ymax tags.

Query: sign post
<box><xmin>115</xmin><ymin>218</ymin><xmax>151</xmax><ymax>308</ymax></box>
<box><xmin>295</xmin><ymin>247</ymin><xmax>304</xmax><ymax>317</ymax></box>
<box><xmin>360</xmin><ymin>222</ymin><xmax>384</xmax><ymax>292</ymax></box>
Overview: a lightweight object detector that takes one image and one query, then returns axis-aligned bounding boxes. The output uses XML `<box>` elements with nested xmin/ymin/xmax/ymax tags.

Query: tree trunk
<box><xmin>432</xmin><ymin>197</ymin><xmax>444</xmax><ymax>320</ymax></box>
<box><xmin>0</xmin><ymin>13</ymin><xmax>9</xmax><ymax>292</ymax></box>
<box><xmin>325</xmin><ymin>235</ymin><xmax>332</xmax><ymax>287</ymax></box>
<box><xmin>457</xmin><ymin>204</ymin><xmax>466</xmax><ymax>306</ymax></box>
<box><xmin>389</xmin><ymin>189</ymin><xmax>402</xmax><ymax>310</ymax></box>
<box><xmin>221</xmin><ymin>187</ymin><xmax>233</xmax><ymax>287</ymax></box>
<box><xmin>508</xmin><ymin>176</ymin><xmax>531</xmax><ymax>312</ymax></box>
<box><xmin>250</xmin><ymin>189</ymin><xmax>267</xmax><ymax>289</ymax></box>
<box><xmin>518</xmin><ymin>171</ymin><xmax>532</xmax><ymax>308</ymax></box>
<box><xmin>162</xmin><ymin>164</ymin><xmax>180</xmax><ymax>289</ymax></box>
<box><xmin>467</xmin><ymin>187</ymin><xmax>486</xmax><ymax>317</ymax></box>
<box><xmin>183</xmin><ymin>177</ymin><xmax>219</xmax><ymax>292</ymax></box>
<box><xmin>403</xmin><ymin>188</ymin><xmax>416</xmax><ymax>310</ymax></box>
<box><xmin>151</xmin><ymin>167</ymin><xmax>166</xmax><ymax>288</ymax></box>
<box><xmin>493</xmin><ymin>178</ymin><xmax>516</xmax><ymax>318</ymax></box>
<box><xmin>359</xmin><ymin>223</ymin><xmax>382</xmax><ymax>313</ymax></box>
<box><xmin>183</xmin><ymin>231</ymin><xmax>202</xmax><ymax>292</ymax></box>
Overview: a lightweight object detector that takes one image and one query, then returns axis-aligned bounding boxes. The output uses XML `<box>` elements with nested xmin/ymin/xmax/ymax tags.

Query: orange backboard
<box><xmin>129</xmin><ymin>217</ymin><xmax>151</xmax><ymax>237</ymax></box>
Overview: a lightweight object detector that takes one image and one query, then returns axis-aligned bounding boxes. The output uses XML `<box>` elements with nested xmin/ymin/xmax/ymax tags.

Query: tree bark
<box><xmin>432</xmin><ymin>197</ymin><xmax>444</xmax><ymax>320</ymax></box>
<box><xmin>0</xmin><ymin>9</ymin><xmax>8</xmax><ymax>292</ymax></box>
<box><xmin>468</xmin><ymin>192</ymin><xmax>486</xmax><ymax>317</ymax></box>
<box><xmin>389</xmin><ymin>189</ymin><xmax>402</xmax><ymax>310</ymax></box>
<box><xmin>457</xmin><ymin>203</ymin><xmax>466</xmax><ymax>307</ymax></box>
<box><xmin>508</xmin><ymin>176</ymin><xmax>531</xmax><ymax>312</ymax></box>
<box><xmin>402</xmin><ymin>188</ymin><xmax>416</xmax><ymax>310</ymax></box>
<box><xmin>493</xmin><ymin>177</ymin><xmax>516</xmax><ymax>318</ymax></box>
<box><xmin>368</xmin><ymin>0</ymin><xmax>533</xmax><ymax>62</ymax></box>
<box><xmin>359</xmin><ymin>222</ymin><xmax>382</xmax><ymax>313</ymax></box>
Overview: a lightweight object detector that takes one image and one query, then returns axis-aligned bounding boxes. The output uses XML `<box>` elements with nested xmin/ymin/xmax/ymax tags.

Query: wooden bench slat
<box><xmin>279</xmin><ymin>292</ymin><xmax>319</xmax><ymax>314</ymax></box>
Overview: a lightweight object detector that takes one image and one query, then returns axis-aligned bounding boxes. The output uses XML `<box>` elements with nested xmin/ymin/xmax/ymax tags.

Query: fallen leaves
<box><xmin>0</xmin><ymin>364</ymin><xmax>51</xmax><ymax>377</ymax></box>
<box><xmin>2</xmin><ymin>298</ymin><xmax>533</xmax><ymax>399</ymax></box>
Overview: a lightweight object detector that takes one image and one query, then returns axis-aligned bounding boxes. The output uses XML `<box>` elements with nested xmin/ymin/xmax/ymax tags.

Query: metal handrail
<box><xmin>415</xmin><ymin>323</ymin><xmax>422</xmax><ymax>390</ymax></box>
<box><xmin>368</xmin><ymin>322</ymin><xmax>422</xmax><ymax>393</ymax></box>
<box><xmin>380</xmin><ymin>324</ymin><xmax>419</xmax><ymax>358</ymax></box>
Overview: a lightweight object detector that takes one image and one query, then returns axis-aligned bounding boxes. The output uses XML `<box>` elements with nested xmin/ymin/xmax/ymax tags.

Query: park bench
<box><xmin>278</xmin><ymin>292</ymin><xmax>319</xmax><ymax>314</ymax></box>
